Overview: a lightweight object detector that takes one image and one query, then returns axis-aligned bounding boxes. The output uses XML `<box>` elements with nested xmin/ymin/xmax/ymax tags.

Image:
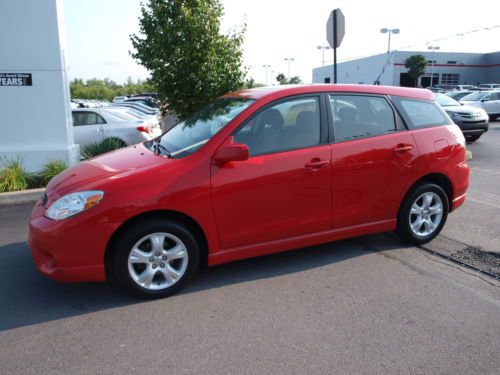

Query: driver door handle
<box><xmin>305</xmin><ymin>158</ymin><xmax>330</xmax><ymax>170</ymax></box>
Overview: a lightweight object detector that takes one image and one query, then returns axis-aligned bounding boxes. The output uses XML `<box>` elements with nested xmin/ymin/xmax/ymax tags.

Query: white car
<box><xmin>104</xmin><ymin>106</ymin><xmax>160</xmax><ymax>127</ymax></box>
<box><xmin>72</xmin><ymin>108</ymin><xmax>162</xmax><ymax>152</ymax></box>
<box><xmin>460</xmin><ymin>90</ymin><xmax>500</xmax><ymax>121</ymax></box>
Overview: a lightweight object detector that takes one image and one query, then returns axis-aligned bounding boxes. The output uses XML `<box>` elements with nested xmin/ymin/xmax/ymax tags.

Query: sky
<box><xmin>62</xmin><ymin>0</ymin><xmax>500</xmax><ymax>85</ymax></box>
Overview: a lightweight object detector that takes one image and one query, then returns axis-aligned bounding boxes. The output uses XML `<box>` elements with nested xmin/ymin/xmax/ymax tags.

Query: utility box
<box><xmin>0</xmin><ymin>0</ymin><xmax>79</xmax><ymax>172</ymax></box>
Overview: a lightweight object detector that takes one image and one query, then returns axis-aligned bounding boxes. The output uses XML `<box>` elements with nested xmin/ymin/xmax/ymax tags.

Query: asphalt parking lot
<box><xmin>0</xmin><ymin>123</ymin><xmax>499</xmax><ymax>374</ymax></box>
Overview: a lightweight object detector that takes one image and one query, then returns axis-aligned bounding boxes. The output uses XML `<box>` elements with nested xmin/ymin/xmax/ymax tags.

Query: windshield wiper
<box><xmin>152</xmin><ymin>138</ymin><xmax>171</xmax><ymax>158</ymax></box>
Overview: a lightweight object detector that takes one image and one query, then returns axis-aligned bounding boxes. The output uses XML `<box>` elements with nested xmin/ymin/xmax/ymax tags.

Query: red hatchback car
<box><xmin>29</xmin><ymin>85</ymin><xmax>469</xmax><ymax>298</ymax></box>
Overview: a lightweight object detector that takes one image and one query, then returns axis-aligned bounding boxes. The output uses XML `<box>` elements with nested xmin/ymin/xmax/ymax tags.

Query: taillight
<box><xmin>137</xmin><ymin>125</ymin><xmax>153</xmax><ymax>134</ymax></box>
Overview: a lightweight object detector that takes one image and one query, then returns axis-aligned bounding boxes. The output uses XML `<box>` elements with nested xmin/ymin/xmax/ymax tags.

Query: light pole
<box><xmin>317</xmin><ymin>46</ymin><xmax>330</xmax><ymax>67</ymax></box>
<box><xmin>427</xmin><ymin>46</ymin><xmax>440</xmax><ymax>87</ymax></box>
<box><xmin>262</xmin><ymin>64</ymin><xmax>271</xmax><ymax>85</ymax></box>
<box><xmin>380</xmin><ymin>28</ymin><xmax>400</xmax><ymax>54</ymax></box>
<box><xmin>284</xmin><ymin>57</ymin><xmax>294</xmax><ymax>80</ymax></box>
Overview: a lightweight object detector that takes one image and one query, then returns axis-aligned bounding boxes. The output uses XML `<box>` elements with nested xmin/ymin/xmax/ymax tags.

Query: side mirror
<box><xmin>481</xmin><ymin>97</ymin><xmax>490</xmax><ymax>102</ymax></box>
<box><xmin>213</xmin><ymin>142</ymin><xmax>249</xmax><ymax>165</ymax></box>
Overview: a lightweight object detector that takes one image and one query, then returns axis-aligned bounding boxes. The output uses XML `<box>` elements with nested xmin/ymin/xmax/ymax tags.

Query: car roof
<box><xmin>223</xmin><ymin>84</ymin><xmax>435</xmax><ymax>101</ymax></box>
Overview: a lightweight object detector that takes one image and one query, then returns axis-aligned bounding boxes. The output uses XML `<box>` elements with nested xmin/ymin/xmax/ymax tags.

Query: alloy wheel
<box><xmin>127</xmin><ymin>232</ymin><xmax>188</xmax><ymax>290</ymax></box>
<box><xmin>409</xmin><ymin>192</ymin><xmax>444</xmax><ymax>237</ymax></box>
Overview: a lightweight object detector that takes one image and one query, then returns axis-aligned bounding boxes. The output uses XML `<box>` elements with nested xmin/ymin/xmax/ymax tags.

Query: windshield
<box><xmin>461</xmin><ymin>92</ymin><xmax>487</xmax><ymax>101</ymax></box>
<box><xmin>435</xmin><ymin>93</ymin><xmax>460</xmax><ymax>107</ymax></box>
<box><xmin>155</xmin><ymin>98</ymin><xmax>254</xmax><ymax>158</ymax></box>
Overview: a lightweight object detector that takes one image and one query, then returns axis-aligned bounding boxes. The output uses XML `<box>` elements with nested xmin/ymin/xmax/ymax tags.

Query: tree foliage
<box><xmin>70</xmin><ymin>77</ymin><xmax>155</xmax><ymax>101</ymax></box>
<box><xmin>404</xmin><ymin>54</ymin><xmax>427</xmax><ymax>85</ymax></box>
<box><xmin>130</xmin><ymin>0</ymin><xmax>246</xmax><ymax>119</ymax></box>
<box><xmin>276</xmin><ymin>73</ymin><xmax>302</xmax><ymax>85</ymax></box>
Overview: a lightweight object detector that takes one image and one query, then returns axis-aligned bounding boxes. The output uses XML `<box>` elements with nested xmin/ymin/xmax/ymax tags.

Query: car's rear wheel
<box><xmin>111</xmin><ymin>219</ymin><xmax>200</xmax><ymax>298</ymax></box>
<box><xmin>396</xmin><ymin>183</ymin><xmax>449</xmax><ymax>244</ymax></box>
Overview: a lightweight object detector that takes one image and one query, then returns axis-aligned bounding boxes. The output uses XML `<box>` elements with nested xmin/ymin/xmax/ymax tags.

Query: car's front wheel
<box><xmin>396</xmin><ymin>183</ymin><xmax>449</xmax><ymax>244</ymax></box>
<box><xmin>111</xmin><ymin>218</ymin><xmax>200</xmax><ymax>298</ymax></box>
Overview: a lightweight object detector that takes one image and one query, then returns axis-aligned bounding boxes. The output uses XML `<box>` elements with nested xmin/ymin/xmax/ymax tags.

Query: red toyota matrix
<box><xmin>29</xmin><ymin>85</ymin><xmax>469</xmax><ymax>298</ymax></box>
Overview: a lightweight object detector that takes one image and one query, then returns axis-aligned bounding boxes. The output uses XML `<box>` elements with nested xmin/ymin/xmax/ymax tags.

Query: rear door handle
<box><xmin>305</xmin><ymin>158</ymin><xmax>330</xmax><ymax>169</ymax></box>
<box><xmin>393</xmin><ymin>144</ymin><xmax>413</xmax><ymax>153</ymax></box>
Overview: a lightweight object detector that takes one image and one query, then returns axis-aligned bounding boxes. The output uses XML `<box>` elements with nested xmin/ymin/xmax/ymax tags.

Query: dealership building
<box><xmin>312</xmin><ymin>51</ymin><xmax>500</xmax><ymax>87</ymax></box>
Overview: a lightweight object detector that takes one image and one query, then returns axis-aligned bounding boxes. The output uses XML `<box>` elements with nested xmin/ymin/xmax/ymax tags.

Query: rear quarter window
<box><xmin>391</xmin><ymin>96</ymin><xmax>451</xmax><ymax>128</ymax></box>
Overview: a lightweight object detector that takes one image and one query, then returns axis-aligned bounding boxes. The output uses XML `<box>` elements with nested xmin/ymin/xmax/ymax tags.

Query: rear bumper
<box><xmin>451</xmin><ymin>193</ymin><xmax>466</xmax><ymax>211</ymax></box>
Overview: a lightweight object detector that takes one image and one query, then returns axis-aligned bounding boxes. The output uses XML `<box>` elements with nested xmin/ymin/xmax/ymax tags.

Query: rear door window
<box><xmin>391</xmin><ymin>97</ymin><xmax>450</xmax><ymax>128</ymax></box>
<box><xmin>329</xmin><ymin>95</ymin><xmax>396</xmax><ymax>142</ymax></box>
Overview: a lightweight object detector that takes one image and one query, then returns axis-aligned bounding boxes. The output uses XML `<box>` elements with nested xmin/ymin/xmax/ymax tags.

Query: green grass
<box><xmin>40</xmin><ymin>159</ymin><xmax>67</xmax><ymax>185</ymax></box>
<box><xmin>0</xmin><ymin>159</ymin><xmax>30</xmax><ymax>192</ymax></box>
<box><xmin>82</xmin><ymin>138</ymin><xmax>126</xmax><ymax>159</ymax></box>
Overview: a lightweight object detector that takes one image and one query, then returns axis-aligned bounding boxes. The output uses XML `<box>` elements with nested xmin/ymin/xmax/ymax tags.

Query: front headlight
<box><xmin>45</xmin><ymin>191</ymin><xmax>104</xmax><ymax>220</ymax></box>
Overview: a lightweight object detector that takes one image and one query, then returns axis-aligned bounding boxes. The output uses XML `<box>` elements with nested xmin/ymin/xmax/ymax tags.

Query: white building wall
<box><xmin>313</xmin><ymin>51</ymin><xmax>500</xmax><ymax>87</ymax></box>
<box><xmin>312</xmin><ymin>53</ymin><xmax>394</xmax><ymax>85</ymax></box>
<box><xmin>0</xmin><ymin>0</ymin><xmax>79</xmax><ymax>172</ymax></box>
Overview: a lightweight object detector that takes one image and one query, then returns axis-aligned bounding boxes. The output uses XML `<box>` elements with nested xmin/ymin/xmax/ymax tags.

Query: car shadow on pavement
<box><xmin>0</xmin><ymin>233</ymin><xmax>410</xmax><ymax>332</ymax></box>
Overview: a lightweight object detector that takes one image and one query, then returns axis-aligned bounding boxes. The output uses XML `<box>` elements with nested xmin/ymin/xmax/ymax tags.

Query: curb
<box><xmin>0</xmin><ymin>188</ymin><xmax>44</xmax><ymax>206</ymax></box>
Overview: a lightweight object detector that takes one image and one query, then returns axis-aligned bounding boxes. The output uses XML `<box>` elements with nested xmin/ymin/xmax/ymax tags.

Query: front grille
<box><xmin>463</xmin><ymin>120</ymin><xmax>487</xmax><ymax>124</ymax></box>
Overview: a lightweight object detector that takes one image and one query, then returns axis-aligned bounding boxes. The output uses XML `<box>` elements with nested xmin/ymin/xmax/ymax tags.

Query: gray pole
<box><xmin>387</xmin><ymin>30</ymin><xmax>391</xmax><ymax>54</ymax></box>
<box><xmin>333</xmin><ymin>14</ymin><xmax>337</xmax><ymax>83</ymax></box>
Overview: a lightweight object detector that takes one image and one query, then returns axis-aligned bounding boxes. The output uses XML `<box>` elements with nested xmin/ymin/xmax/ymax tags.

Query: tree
<box><xmin>276</xmin><ymin>73</ymin><xmax>302</xmax><ymax>85</ymax></box>
<box><xmin>69</xmin><ymin>78</ymin><xmax>156</xmax><ymax>101</ymax></box>
<box><xmin>404</xmin><ymin>54</ymin><xmax>427</xmax><ymax>87</ymax></box>
<box><xmin>130</xmin><ymin>0</ymin><xmax>246</xmax><ymax>119</ymax></box>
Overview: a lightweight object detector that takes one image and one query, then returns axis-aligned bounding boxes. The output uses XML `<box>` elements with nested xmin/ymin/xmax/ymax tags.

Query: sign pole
<box><xmin>327</xmin><ymin>8</ymin><xmax>344</xmax><ymax>84</ymax></box>
<box><xmin>333</xmin><ymin>15</ymin><xmax>337</xmax><ymax>84</ymax></box>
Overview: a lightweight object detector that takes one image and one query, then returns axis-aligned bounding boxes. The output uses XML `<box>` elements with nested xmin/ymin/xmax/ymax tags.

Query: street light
<box><xmin>380</xmin><ymin>28</ymin><xmax>400</xmax><ymax>54</ymax></box>
<box><xmin>284</xmin><ymin>57</ymin><xmax>295</xmax><ymax>80</ymax></box>
<box><xmin>428</xmin><ymin>46</ymin><xmax>440</xmax><ymax>87</ymax></box>
<box><xmin>262</xmin><ymin>64</ymin><xmax>271</xmax><ymax>85</ymax></box>
<box><xmin>317</xmin><ymin>46</ymin><xmax>330</xmax><ymax>67</ymax></box>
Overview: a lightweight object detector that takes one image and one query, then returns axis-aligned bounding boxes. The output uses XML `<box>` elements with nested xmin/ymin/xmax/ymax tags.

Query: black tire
<box><xmin>465</xmin><ymin>134</ymin><xmax>481</xmax><ymax>143</ymax></box>
<box><xmin>396</xmin><ymin>182</ymin><xmax>449</xmax><ymax>245</ymax></box>
<box><xmin>111</xmin><ymin>218</ymin><xmax>200</xmax><ymax>298</ymax></box>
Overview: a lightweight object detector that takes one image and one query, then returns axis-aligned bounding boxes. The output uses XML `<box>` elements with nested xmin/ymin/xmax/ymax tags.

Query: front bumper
<box><xmin>452</xmin><ymin>117</ymin><xmax>489</xmax><ymax>136</ymax></box>
<box><xmin>28</xmin><ymin>199</ymin><xmax>115</xmax><ymax>282</ymax></box>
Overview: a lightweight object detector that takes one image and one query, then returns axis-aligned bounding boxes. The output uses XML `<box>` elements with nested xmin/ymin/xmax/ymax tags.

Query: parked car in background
<box><xmin>110</xmin><ymin>101</ymin><xmax>159</xmax><ymax>116</ymax></box>
<box><xmin>435</xmin><ymin>93</ymin><xmax>488</xmax><ymax>142</ymax></box>
<box><xmin>105</xmin><ymin>106</ymin><xmax>160</xmax><ymax>127</ymax></box>
<box><xmin>460</xmin><ymin>90</ymin><xmax>500</xmax><ymax>121</ymax></box>
<box><xmin>124</xmin><ymin>96</ymin><xmax>159</xmax><ymax>109</ymax></box>
<box><xmin>478</xmin><ymin>83</ymin><xmax>500</xmax><ymax>90</ymax></box>
<box><xmin>427</xmin><ymin>85</ymin><xmax>452</xmax><ymax>93</ymax></box>
<box><xmin>446</xmin><ymin>90</ymin><xmax>475</xmax><ymax>101</ymax></box>
<box><xmin>71</xmin><ymin>108</ymin><xmax>161</xmax><ymax>152</ymax></box>
<box><xmin>131</xmin><ymin>92</ymin><xmax>158</xmax><ymax>100</ymax></box>
<box><xmin>113</xmin><ymin>96</ymin><xmax>128</xmax><ymax>103</ymax></box>
<box><xmin>449</xmin><ymin>85</ymin><xmax>478</xmax><ymax>91</ymax></box>
<box><xmin>30</xmin><ymin>84</ymin><xmax>469</xmax><ymax>298</ymax></box>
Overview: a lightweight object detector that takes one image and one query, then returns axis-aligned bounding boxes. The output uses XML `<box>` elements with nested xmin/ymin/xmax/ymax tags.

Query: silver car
<box><xmin>435</xmin><ymin>93</ymin><xmax>489</xmax><ymax>142</ymax></box>
<box><xmin>460</xmin><ymin>90</ymin><xmax>500</xmax><ymax>121</ymax></box>
<box><xmin>72</xmin><ymin>108</ymin><xmax>162</xmax><ymax>153</ymax></box>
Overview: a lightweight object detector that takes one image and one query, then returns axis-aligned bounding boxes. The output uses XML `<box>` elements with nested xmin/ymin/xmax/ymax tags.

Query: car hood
<box><xmin>459</xmin><ymin>101</ymin><xmax>482</xmax><ymax>108</ymax></box>
<box><xmin>442</xmin><ymin>105</ymin><xmax>483</xmax><ymax>114</ymax></box>
<box><xmin>45</xmin><ymin>144</ymin><xmax>170</xmax><ymax>202</ymax></box>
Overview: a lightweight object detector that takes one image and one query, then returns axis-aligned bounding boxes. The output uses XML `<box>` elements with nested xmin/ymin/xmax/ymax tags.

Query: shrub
<box><xmin>81</xmin><ymin>138</ymin><xmax>126</xmax><ymax>159</ymax></box>
<box><xmin>0</xmin><ymin>159</ymin><xmax>29</xmax><ymax>192</ymax></box>
<box><xmin>40</xmin><ymin>159</ymin><xmax>67</xmax><ymax>185</ymax></box>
